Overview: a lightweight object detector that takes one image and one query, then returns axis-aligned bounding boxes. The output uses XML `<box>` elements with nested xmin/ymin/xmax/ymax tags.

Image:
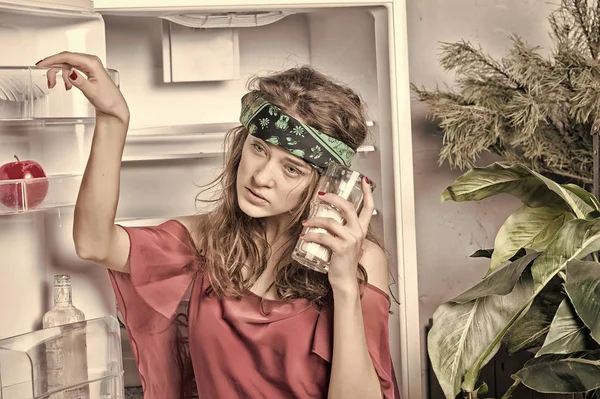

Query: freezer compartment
<box><xmin>0</xmin><ymin>316</ymin><xmax>124</xmax><ymax>399</ymax></box>
<box><xmin>0</xmin><ymin>67</ymin><xmax>119</xmax><ymax>120</ymax></box>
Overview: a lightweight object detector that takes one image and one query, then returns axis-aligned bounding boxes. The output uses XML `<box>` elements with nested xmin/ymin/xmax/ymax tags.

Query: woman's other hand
<box><xmin>300</xmin><ymin>176</ymin><xmax>375</xmax><ymax>293</ymax></box>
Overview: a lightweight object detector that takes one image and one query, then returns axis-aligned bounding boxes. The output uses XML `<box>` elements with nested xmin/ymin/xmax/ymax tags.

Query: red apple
<box><xmin>0</xmin><ymin>155</ymin><xmax>49</xmax><ymax>210</ymax></box>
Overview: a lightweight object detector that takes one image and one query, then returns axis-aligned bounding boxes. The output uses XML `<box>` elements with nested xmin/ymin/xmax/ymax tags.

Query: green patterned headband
<box><xmin>239</xmin><ymin>91</ymin><xmax>356</xmax><ymax>171</ymax></box>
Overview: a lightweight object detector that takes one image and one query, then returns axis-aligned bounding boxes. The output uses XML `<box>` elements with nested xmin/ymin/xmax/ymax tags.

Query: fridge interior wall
<box><xmin>103</xmin><ymin>6</ymin><xmax>402</xmax><ymax>386</ymax></box>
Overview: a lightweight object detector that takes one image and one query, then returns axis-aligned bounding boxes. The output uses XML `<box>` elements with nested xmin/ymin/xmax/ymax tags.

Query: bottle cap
<box><xmin>54</xmin><ymin>274</ymin><xmax>71</xmax><ymax>286</ymax></box>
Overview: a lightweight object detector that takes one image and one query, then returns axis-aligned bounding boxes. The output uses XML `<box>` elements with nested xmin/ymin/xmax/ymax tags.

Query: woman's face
<box><xmin>236</xmin><ymin>135</ymin><xmax>315</xmax><ymax>219</ymax></box>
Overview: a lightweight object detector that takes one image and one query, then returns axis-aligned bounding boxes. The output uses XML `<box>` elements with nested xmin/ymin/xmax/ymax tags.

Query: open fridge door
<box><xmin>0</xmin><ymin>1</ymin><xmax>126</xmax><ymax>397</ymax></box>
<box><xmin>0</xmin><ymin>0</ymin><xmax>121</xmax><ymax>364</ymax></box>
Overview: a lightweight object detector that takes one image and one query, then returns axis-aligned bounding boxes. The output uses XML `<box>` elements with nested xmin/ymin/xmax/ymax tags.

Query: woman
<box><xmin>36</xmin><ymin>52</ymin><xmax>400</xmax><ymax>399</ymax></box>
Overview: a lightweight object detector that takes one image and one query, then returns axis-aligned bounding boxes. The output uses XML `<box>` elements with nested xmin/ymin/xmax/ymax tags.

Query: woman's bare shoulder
<box><xmin>360</xmin><ymin>239</ymin><xmax>389</xmax><ymax>292</ymax></box>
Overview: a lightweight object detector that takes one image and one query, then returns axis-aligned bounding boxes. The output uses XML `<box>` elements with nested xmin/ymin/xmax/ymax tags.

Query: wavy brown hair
<box><xmin>190</xmin><ymin>66</ymin><xmax>383</xmax><ymax>308</ymax></box>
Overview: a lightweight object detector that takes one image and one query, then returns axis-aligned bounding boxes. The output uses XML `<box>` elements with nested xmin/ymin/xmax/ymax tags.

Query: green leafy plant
<box><xmin>428</xmin><ymin>161</ymin><xmax>600</xmax><ymax>398</ymax></box>
<box><xmin>411</xmin><ymin>0</ymin><xmax>600</xmax><ymax>186</ymax></box>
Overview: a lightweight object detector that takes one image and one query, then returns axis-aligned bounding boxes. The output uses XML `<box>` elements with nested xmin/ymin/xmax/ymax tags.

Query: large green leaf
<box><xmin>530</xmin><ymin>219</ymin><xmax>600</xmax><ymax>289</ymax></box>
<box><xmin>427</xmin><ymin>269</ymin><xmax>535</xmax><ymax>398</ymax></box>
<box><xmin>503</xmin><ymin>275</ymin><xmax>564</xmax><ymax>354</ymax></box>
<box><xmin>514</xmin><ymin>350</ymin><xmax>600</xmax><ymax>393</ymax></box>
<box><xmin>489</xmin><ymin>205</ymin><xmax>574</xmax><ymax>274</ymax></box>
<box><xmin>566</xmin><ymin>260</ymin><xmax>600</xmax><ymax>344</ymax></box>
<box><xmin>441</xmin><ymin>162</ymin><xmax>591</xmax><ymax>218</ymax></box>
<box><xmin>452</xmin><ymin>252</ymin><xmax>538</xmax><ymax>303</ymax></box>
<box><xmin>430</xmin><ymin>218</ymin><xmax>600</xmax><ymax>397</ymax></box>
<box><xmin>563</xmin><ymin>184</ymin><xmax>600</xmax><ymax>214</ymax></box>
<box><xmin>462</xmin><ymin>218</ymin><xmax>600</xmax><ymax>392</ymax></box>
<box><xmin>536</xmin><ymin>298</ymin><xmax>598</xmax><ymax>357</ymax></box>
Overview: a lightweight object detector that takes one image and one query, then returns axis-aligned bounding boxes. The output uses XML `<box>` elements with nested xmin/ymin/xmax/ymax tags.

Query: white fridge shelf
<box><xmin>0</xmin><ymin>173</ymin><xmax>82</xmax><ymax>215</ymax></box>
<box><xmin>0</xmin><ymin>67</ymin><xmax>119</xmax><ymax>121</ymax></box>
<box><xmin>122</xmin><ymin>122</ymin><xmax>376</xmax><ymax>162</ymax></box>
<box><xmin>122</xmin><ymin>122</ymin><xmax>236</xmax><ymax>163</ymax></box>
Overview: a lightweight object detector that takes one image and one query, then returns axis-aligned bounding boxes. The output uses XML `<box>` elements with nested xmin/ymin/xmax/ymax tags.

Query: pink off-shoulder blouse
<box><xmin>108</xmin><ymin>219</ymin><xmax>400</xmax><ymax>398</ymax></box>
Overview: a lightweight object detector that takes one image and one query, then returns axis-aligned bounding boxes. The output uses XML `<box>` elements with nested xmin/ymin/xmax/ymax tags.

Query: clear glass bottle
<box><xmin>42</xmin><ymin>274</ymin><xmax>89</xmax><ymax>399</ymax></box>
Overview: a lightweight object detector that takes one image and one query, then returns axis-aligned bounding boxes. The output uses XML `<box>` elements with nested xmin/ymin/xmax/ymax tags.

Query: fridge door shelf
<box><xmin>0</xmin><ymin>173</ymin><xmax>82</xmax><ymax>215</ymax></box>
<box><xmin>0</xmin><ymin>316</ymin><xmax>124</xmax><ymax>399</ymax></box>
<box><xmin>121</xmin><ymin>121</ymin><xmax>376</xmax><ymax>163</ymax></box>
<box><xmin>0</xmin><ymin>119</ymin><xmax>94</xmax><ymax>199</ymax></box>
<box><xmin>0</xmin><ymin>67</ymin><xmax>119</xmax><ymax>120</ymax></box>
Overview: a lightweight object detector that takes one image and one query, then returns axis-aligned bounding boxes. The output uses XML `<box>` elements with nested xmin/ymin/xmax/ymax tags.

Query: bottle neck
<box><xmin>54</xmin><ymin>286</ymin><xmax>72</xmax><ymax>306</ymax></box>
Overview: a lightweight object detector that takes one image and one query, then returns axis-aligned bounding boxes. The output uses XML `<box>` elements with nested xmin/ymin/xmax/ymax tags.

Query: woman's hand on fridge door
<box><xmin>36</xmin><ymin>52</ymin><xmax>130</xmax><ymax>126</ymax></box>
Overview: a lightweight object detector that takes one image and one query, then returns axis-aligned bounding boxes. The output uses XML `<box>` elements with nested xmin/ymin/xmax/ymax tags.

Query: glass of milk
<box><xmin>291</xmin><ymin>163</ymin><xmax>375</xmax><ymax>273</ymax></box>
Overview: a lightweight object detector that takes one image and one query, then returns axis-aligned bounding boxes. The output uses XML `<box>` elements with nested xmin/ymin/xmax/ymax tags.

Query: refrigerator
<box><xmin>0</xmin><ymin>0</ymin><xmax>420</xmax><ymax>398</ymax></box>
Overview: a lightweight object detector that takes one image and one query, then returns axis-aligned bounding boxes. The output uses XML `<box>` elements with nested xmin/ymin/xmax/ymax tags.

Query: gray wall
<box><xmin>405</xmin><ymin>0</ymin><xmax>559</xmax><ymax>392</ymax></box>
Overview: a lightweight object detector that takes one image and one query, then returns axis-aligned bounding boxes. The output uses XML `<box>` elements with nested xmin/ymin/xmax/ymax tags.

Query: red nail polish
<box><xmin>301</xmin><ymin>219</ymin><xmax>307</xmax><ymax>224</ymax></box>
<box><xmin>318</xmin><ymin>191</ymin><xmax>326</xmax><ymax>196</ymax></box>
<box><xmin>300</xmin><ymin>233</ymin><xmax>305</xmax><ymax>237</ymax></box>
<box><xmin>69</xmin><ymin>70</ymin><xmax>77</xmax><ymax>80</ymax></box>
<box><xmin>365</xmin><ymin>176</ymin><xmax>370</xmax><ymax>184</ymax></box>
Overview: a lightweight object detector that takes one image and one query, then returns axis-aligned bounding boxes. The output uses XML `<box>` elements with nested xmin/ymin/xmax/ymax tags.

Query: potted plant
<box><xmin>428</xmin><ymin>161</ymin><xmax>600</xmax><ymax>398</ymax></box>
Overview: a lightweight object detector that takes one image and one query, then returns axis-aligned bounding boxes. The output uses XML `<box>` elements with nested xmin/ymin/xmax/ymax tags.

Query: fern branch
<box><xmin>439</xmin><ymin>41</ymin><xmax>527</xmax><ymax>91</ymax></box>
<box><xmin>411</xmin><ymin>0</ymin><xmax>600</xmax><ymax>185</ymax></box>
<box><xmin>570</xmin><ymin>0</ymin><xmax>596</xmax><ymax>58</ymax></box>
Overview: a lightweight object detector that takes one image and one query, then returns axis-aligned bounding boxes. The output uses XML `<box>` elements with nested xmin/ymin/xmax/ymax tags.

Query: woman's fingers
<box><xmin>39</xmin><ymin>51</ymin><xmax>103</xmax><ymax>91</ymax></box>
<box><xmin>46</xmin><ymin>67</ymin><xmax>60</xmax><ymax>89</ymax></box>
<box><xmin>36</xmin><ymin>51</ymin><xmax>103</xmax><ymax>76</ymax></box>
<box><xmin>66</xmin><ymin>69</ymin><xmax>90</xmax><ymax>92</ymax></box>
<box><xmin>46</xmin><ymin>67</ymin><xmax>84</xmax><ymax>91</ymax></box>
<box><xmin>302</xmin><ymin>217</ymin><xmax>353</xmax><ymax>240</ymax></box>
<box><xmin>315</xmin><ymin>192</ymin><xmax>361</xmax><ymax>232</ymax></box>
<box><xmin>35</xmin><ymin>51</ymin><xmax>129</xmax><ymax>125</ymax></box>
<box><xmin>301</xmin><ymin>231</ymin><xmax>343</xmax><ymax>254</ymax></box>
<box><xmin>62</xmin><ymin>67</ymin><xmax>73</xmax><ymax>91</ymax></box>
<box><xmin>357</xmin><ymin>177</ymin><xmax>375</xmax><ymax>233</ymax></box>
